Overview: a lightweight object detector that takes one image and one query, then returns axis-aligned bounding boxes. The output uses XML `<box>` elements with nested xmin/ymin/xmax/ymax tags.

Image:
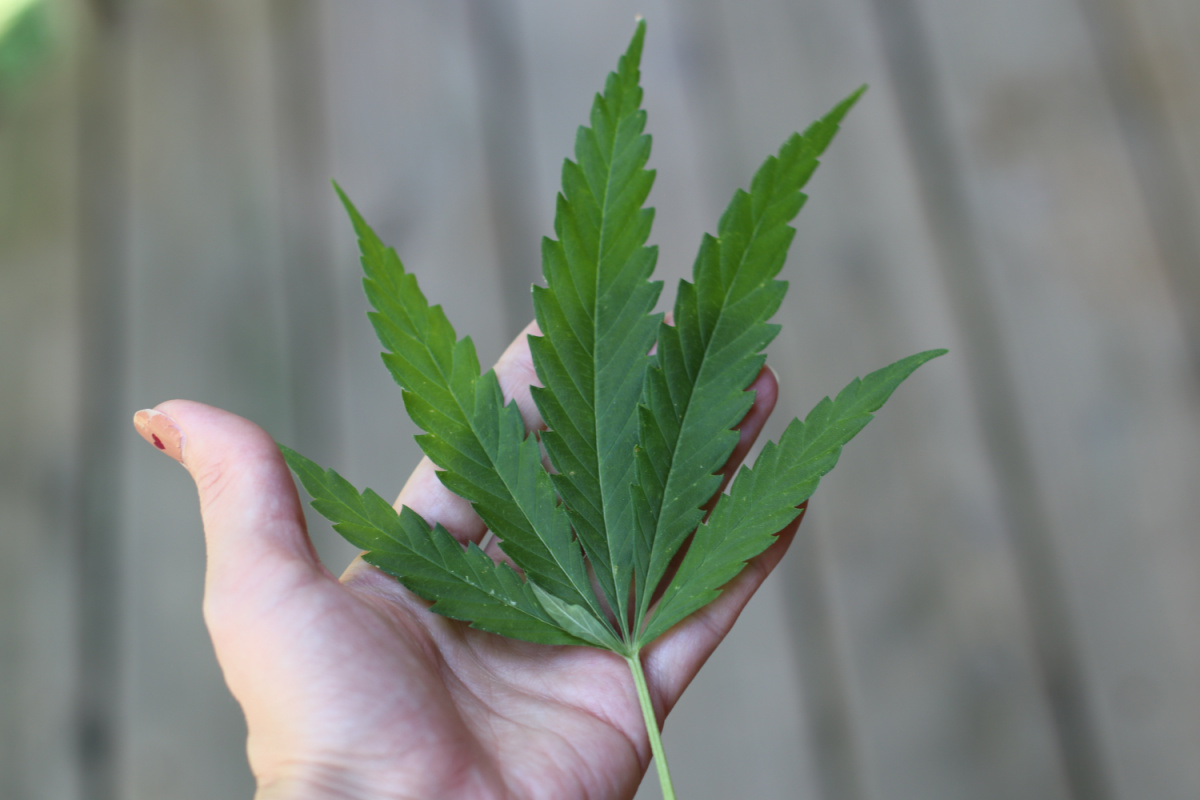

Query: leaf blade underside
<box><xmin>528</xmin><ymin>19</ymin><xmax>662</xmax><ymax>633</ymax></box>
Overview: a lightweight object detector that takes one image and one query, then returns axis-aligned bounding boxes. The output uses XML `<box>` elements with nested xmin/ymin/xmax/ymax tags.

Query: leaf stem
<box><xmin>626</xmin><ymin>651</ymin><xmax>676</xmax><ymax>800</ymax></box>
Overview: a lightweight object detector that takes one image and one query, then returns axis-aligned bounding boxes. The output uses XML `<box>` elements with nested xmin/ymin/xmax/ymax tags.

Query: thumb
<box><xmin>132</xmin><ymin>400</ymin><xmax>333</xmax><ymax>633</ymax></box>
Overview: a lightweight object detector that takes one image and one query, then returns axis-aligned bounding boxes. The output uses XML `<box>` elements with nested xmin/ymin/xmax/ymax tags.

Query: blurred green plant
<box><xmin>0</xmin><ymin>0</ymin><xmax>50</xmax><ymax>93</ymax></box>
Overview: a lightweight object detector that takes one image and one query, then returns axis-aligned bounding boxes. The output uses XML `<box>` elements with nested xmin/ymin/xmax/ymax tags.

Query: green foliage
<box><xmin>0</xmin><ymin>0</ymin><xmax>50</xmax><ymax>92</ymax></box>
<box><xmin>282</xmin><ymin>20</ymin><xmax>943</xmax><ymax>794</ymax></box>
<box><xmin>284</xmin><ymin>18</ymin><xmax>943</xmax><ymax>655</ymax></box>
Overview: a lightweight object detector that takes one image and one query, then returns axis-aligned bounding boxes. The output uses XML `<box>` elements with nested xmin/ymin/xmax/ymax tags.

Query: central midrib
<box><xmin>592</xmin><ymin>90</ymin><xmax>641</xmax><ymax>634</ymax></box>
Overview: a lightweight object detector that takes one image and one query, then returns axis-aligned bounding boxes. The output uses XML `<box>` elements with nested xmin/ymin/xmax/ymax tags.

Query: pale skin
<box><xmin>136</xmin><ymin>322</ymin><xmax>804</xmax><ymax>800</ymax></box>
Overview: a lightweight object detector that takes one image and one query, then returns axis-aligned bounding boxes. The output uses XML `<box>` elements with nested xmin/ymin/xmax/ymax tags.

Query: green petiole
<box><xmin>627</xmin><ymin>651</ymin><xmax>676</xmax><ymax>800</ymax></box>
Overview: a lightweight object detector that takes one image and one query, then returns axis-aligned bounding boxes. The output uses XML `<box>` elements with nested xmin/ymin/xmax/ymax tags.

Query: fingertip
<box><xmin>142</xmin><ymin>399</ymin><xmax>327</xmax><ymax>595</ymax></box>
<box><xmin>133</xmin><ymin>407</ymin><xmax>185</xmax><ymax>463</ymax></box>
<box><xmin>494</xmin><ymin>320</ymin><xmax>544</xmax><ymax>432</ymax></box>
<box><xmin>743</xmin><ymin>364</ymin><xmax>780</xmax><ymax>436</ymax></box>
<box><xmin>750</xmin><ymin>364</ymin><xmax>779</xmax><ymax>415</ymax></box>
<box><xmin>394</xmin><ymin>457</ymin><xmax>486</xmax><ymax>545</ymax></box>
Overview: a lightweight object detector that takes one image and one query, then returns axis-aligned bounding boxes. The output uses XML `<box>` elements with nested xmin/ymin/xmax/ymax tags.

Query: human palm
<box><xmin>136</xmin><ymin>324</ymin><xmax>801</xmax><ymax>800</ymax></box>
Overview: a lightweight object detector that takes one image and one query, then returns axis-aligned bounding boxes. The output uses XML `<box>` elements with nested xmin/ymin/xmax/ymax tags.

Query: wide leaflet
<box><xmin>527</xmin><ymin>22</ymin><xmax>662</xmax><ymax>637</ymax></box>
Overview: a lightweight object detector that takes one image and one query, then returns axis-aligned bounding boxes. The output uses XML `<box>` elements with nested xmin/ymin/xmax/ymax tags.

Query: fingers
<box><xmin>134</xmin><ymin>400</ymin><xmax>334</xmax><ymax>628</ymax></box>
<box><xmin>392</xmin><ymin>322</ymin><xmax>545</xmax><ymax>546</ymax></box>
<box><xmin>394</xmin><ymin>457</ymin><xmax>486</xmax><ymax>544</ymax></box>
<box><xmin>493</xmin><ymin>320</ymin><xmax>545</xmax><ymax>431</ymax></box>
<box><xmin>713</xmin><ymin>365</ymin><xmax>778</xmax><ymax>502</ymax></box>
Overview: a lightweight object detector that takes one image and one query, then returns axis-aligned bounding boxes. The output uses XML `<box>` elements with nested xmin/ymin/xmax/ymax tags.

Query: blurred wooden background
<box><xmin>2</xmin><ymin>0</ymin><xmax>1199</xmax><ymax>798</ymax></box>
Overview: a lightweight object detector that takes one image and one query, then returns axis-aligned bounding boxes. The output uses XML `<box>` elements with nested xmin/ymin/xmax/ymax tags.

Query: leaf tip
<box><xmin>276</xmin><ymin>441</ymin><xmax>303</xmax><ymax>470</ymax></box>
<box><xmin>333</xmin><ymin>181</ymin><xmax>371</xmax><ymax>238</ymax></box>
<box><xmin>331</xmin><ymin>179</ymin><xmax>352</xmax><ymax>212</ymax></box>
<box><xmin>625</xmin><ymin>15</ymin><xmax>647</xmax><ymax>65</ymax></box>
<box><xmin>824</xmin><ymin>85</ymin><xmax>868</xmax><ymax>130</ymax></box>
<box><xmin>916</xmin><ymin>347</ymin><xmax>950</xmax><ymax>364</ymax></box>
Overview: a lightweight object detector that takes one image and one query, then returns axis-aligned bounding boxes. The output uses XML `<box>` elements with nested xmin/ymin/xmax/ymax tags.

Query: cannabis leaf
<box><xmin>281</xmin><ymin>19</ymin><xmax>944</xmax><ymax>799</ymax></box>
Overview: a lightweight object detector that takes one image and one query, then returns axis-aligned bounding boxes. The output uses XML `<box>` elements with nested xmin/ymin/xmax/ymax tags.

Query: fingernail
<box><xmin>133</xmin><ymin>409</ymin><xmax>184</xmax><ymax>464</ymax></box>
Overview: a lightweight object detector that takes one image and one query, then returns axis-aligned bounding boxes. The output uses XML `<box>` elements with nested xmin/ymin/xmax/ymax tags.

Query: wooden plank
<box><xmin>0</xmin><ymin>26</ymin><xmax>84</xmax><ymax>799</ymax></box>
<box><xmin>1076</xmin><ymin>0</ymin><xmax>1200</xmax><ymax>369</ymax></box>
<box><xmin>320</xmin><ymin>0</ymin><xmax>507</xmax><ymax>504</ymax></box>
<box><xmin>268</xmin><ymin>0</ymin><xmax>341</xmax><ymax>480</ymax></box>
<box><xmin>897</xmin><ymin>0</ymin><xmax>1200</xmax><ymax>796</ymax></box>
<box><xmin>863</xmin><ymin>0</ymin><xmax>1104</xmax><ymax>795</ymax></box>
<box><xmin>74</xmin><ymin>6</ymin><xmax>129</xmax><ymax>799</ymax></box>
<box><xmin>119</xmin><ymin>0</ymin><xmax>287</xmax><ymax>796</ymax></box>
<box><xmin>462</xmin><ymin>0</ymin><xmax>546</xmax><ymax>336</ymax></box>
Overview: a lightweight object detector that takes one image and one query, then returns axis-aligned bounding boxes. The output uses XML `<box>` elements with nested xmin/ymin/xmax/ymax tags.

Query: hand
<box><xmin>133</xmin><ymin>322</ymin><xmax>803</xmax><ymax>800</ymax></box>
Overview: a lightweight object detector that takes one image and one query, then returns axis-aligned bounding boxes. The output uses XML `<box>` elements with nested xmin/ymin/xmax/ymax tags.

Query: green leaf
<box><xmin>274</xmin><ymin>22</ymin><xmax>950</xmax><ymax>800</ymax></box>
<box><xmin>639</xmin><ymin>349</ymin><xmax>946</xmax><ymax>643</ymax></box>
<box><xmin>282</xmin><ymin>22</ymin><xmax>940</xmax><ymax>669</ymax></box>
<box><xmin>278</xmin><ymin>445</ymin><xmax>587</xmax><ymax>646</ymax></box>
<box><xmin>335</xmin><ymin>186</ymin><xmax>611</xmax><ymax>632</ymax></box>
<box><xmin>631</xmin><ymin>88</ymin><xmax>865</xmax><ymax>630</ymax></box>
<box><xmin>527</xmin><ymin>18</ymin><xmax>662</xmax><ymax>633</ymax></box>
